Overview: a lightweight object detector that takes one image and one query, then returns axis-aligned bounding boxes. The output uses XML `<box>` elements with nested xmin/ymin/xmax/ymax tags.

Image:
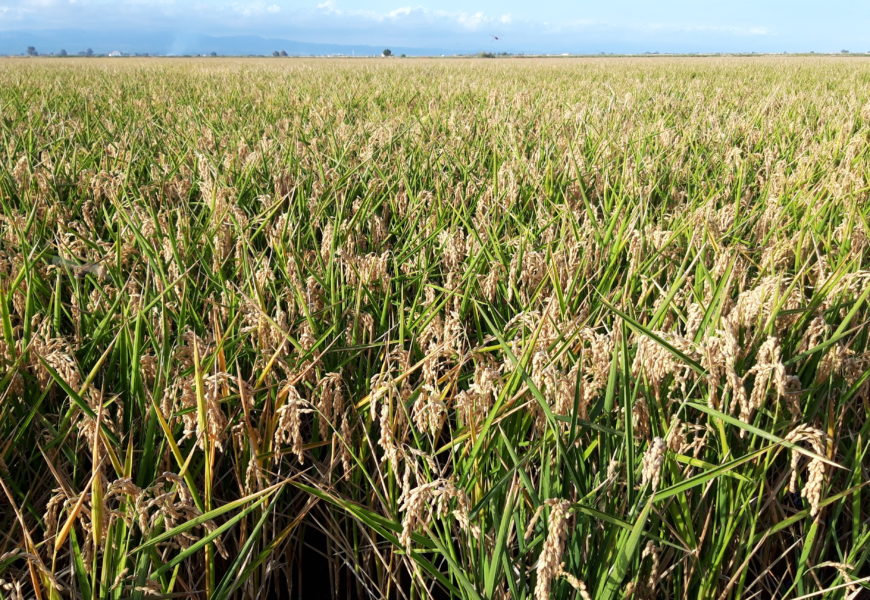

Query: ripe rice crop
<box><xmin>0</xmin><ymin>56</ymin><xmax>868</xmax><ymax>599</ymax></box>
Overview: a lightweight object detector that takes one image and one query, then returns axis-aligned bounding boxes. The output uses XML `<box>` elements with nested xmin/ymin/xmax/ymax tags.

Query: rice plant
<box><xmin>0</xmin><ymin>56</ymin><xmax>868</xmax><ymax>599</ymax></box>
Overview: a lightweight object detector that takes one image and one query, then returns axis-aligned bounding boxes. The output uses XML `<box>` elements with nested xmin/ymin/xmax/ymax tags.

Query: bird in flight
<box><xmin>491</xmin><ymin>34</ymin><xmax>500</xmax><ymax>41</ymax></box>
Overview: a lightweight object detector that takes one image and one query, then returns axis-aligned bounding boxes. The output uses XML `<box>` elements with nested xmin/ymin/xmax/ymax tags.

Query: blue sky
<box><xmin>1</xmin><ymin>0</ymin><xmax>869</xmax><ymax>53</ymax></box>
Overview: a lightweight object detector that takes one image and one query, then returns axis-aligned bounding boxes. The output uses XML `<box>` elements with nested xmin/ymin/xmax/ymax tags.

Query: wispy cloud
<box><xmin>309</xmin><ymin>2</ymin><xmax>510</xmax><ymax>32</ymax></box>
<box><xmin>641</xmin><ymin>23</ymin><xmax>770</xmax><ymax>36</ymax></box>
<box><xmin>229</xmin><ymin>2</ymin><xmax>281</xmax><ymax>17</ymax></box>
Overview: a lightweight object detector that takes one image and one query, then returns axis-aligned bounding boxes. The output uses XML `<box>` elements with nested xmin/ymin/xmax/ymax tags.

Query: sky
<box><xmin>1</xmin><ymin>0</ymin><xmax>869</xmax><ymax>54</ymax></box>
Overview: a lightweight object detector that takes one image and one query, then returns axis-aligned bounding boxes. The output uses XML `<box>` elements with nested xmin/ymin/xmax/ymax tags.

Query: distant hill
<box><xmin>0</xmin><ymin>30</ymin><xmax>449</xmax><ymax>57</ymax></box>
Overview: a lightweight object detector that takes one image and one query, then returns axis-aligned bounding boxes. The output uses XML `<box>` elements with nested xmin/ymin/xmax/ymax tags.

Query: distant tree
<box><xmin>841</xmin><ymin>49</ymin><xmax>850</xmax><ymax>54</ymax></box>
<box><xmin>400</xmin><ymin>53</ymin><xmax>406</xmax><ymax>58</ymax></box>
<box><xmin>26</xmin><ymin>46</ymin><xmax>38</xmax><ymax>56</ymax></box>
<box><xmin>280</xmin><ymin>50</ymin><xmax>288</xmax><ymax>57</ymax></box>
<box><xmin>58</xmin><ymin>49</ymin><xmax>68</xmax><ymax>57</ymax></box>
<box><xmin>85</xmin><ymin>48</ymin><xmax>94</xmax><ymax>57</ymax></box>
<box><xmin>209</xmin><ymin>51</ymin><xmax>218</xmax><ymax>57</ymax></box>
<box><xmin>382</xmin><ymin>48</ymin><xmax>392</xmax><ymax>57</ymax></box>
<box><xmin>272</xmin><ymin>50</ymin><xmax>280</xmax><ymax>57</ymax></box>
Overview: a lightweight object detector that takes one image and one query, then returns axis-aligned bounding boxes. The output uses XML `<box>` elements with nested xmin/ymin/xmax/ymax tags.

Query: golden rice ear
<box><xmin>399</xmin><ymin>478</ymin><xmax>478</xmax><ymax>550</ymax></box>
<box><xmin>640</xmin><ymin>437</ymin><xmax>666</xmax><ymax>491</ymax></box>
<box><xmin>785</xmin><ymin>425</ymin><xmax>829</xmax><ymax>518</ymax></box>
<box><xmin>534</xmin><ymin>499</ymin><xmax>572</xmax><ymax>600</ymax></box>
<box><xmin>273</xmin><ymin>384</ymin><xmax>308</xmax><ymax>465</ymax></box>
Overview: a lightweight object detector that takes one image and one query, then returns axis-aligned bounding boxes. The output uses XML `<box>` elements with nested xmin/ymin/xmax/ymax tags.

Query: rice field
<box><xmin>0</xmin><ymin>56</ymin><xmax>868</xmax><ymax>599</ymax></box>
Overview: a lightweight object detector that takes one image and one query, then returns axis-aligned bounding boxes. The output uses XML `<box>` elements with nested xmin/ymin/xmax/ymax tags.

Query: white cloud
<box><xmin>387</xmin><ymin>6</ymin><xmax>412</xmax><ymax>19</ymax></box>
<box><xmin>230</xmin><ymin>1</ymin><xmax>282</xmax><ymax>17</ymax></box>
<box><xmin>312</xmin><ymin>3</ymin><xmax>511</xmax><ymax>32</ymax></box>
<box><xmin>316</xmin><ymin>0</ymin><xmax>339</xmax><ymax>14</ymax></box>
<box><xmin>456</xmin><ymin>11</ymin><xmax>485</xmax><ymax>30</ymax></box>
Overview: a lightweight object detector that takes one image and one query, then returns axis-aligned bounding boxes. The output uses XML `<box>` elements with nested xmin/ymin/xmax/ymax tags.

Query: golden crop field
<box><xmin>0</xmin><ymin>57</ymin><xmax>868</xmax><ymax>599</ymax></box>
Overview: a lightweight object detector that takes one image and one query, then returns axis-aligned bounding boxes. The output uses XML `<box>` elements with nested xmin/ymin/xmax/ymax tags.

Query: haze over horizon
<box><xmin>1</xmin><ymin>0</ymin><xmax>868</xmax><ymax>56</ymax></box>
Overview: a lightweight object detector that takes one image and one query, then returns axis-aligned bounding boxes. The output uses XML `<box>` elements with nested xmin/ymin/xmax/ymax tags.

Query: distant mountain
<box><xmin>0</xmin><ymin>30</ymin><xmax>451</xmax><ymax>57</ymax></box>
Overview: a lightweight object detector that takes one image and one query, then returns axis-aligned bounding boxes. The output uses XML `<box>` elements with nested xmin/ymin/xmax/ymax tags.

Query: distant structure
<box><xmin>108</xmin><ymin>50</ymin><xmax>122</xmax><ymax>57</ymax></box>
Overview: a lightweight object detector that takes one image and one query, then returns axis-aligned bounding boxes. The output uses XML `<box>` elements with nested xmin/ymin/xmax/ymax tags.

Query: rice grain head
<box><xmin>534</xmin><ymin>498</ymin><xmax>572</xmax><ymax>600</ymax></box>
<box><xmin>784</xmin><ymin>425</ymin><xmax>829</xmax><ymax>517</ymax></box>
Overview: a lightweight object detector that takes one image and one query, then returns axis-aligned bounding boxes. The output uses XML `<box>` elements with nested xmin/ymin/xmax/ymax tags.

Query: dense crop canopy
<box><xmin>0</xmin><ymin>57</ymin><xmax>868</xmax><ymax>599</ymax></box>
